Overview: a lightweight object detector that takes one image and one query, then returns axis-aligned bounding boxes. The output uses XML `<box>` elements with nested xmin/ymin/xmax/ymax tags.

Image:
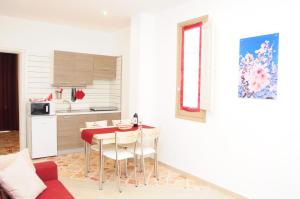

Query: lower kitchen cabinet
<box><xmin>97</xmin><ymin>113</ymin><xmax>121</xmax><ymax>126</ymax></box>
<box><xmin>57</xmin><ymin>112</ymin><xmax>121</xmax><ymax>152</ymax></box>
<box><xmin>57</xmin><ymin>115</ymin><xmax>79</xmax><ymax>151</ymax></box>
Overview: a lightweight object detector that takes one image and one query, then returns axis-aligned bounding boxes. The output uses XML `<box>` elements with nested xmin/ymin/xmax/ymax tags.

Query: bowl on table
<box><xmin>116</xmin><ymin>123</ymin><xmax>133</xmax><ymax>130</ymax></box>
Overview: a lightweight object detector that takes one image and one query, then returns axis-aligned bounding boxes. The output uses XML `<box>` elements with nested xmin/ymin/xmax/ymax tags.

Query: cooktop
<box><xmin>89</xmin><ymin>106</ymin><xmax>118</xmax><ymax>111</ymax></box>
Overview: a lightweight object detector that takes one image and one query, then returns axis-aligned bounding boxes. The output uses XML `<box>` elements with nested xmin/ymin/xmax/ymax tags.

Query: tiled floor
<box><xmin>0</xmin><ymin>134</ymin><xmax>242</xmax><ymax>198</ymax></box>
<box><xmin>37</xmin><ymin>151</ymin><xmax>208</xmax><ymax>190</ymax></box>
<box><xmin>0</xmin><ymin>131</ymin><xmax>19</xmax><ymax>155</ymax></box>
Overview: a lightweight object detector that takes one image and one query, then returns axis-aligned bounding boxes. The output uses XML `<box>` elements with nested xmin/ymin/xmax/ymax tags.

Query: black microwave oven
<box><xmin>30</xmin><ymin>102</ymin><xmax>55</xmax><ymax>115</ymax></box>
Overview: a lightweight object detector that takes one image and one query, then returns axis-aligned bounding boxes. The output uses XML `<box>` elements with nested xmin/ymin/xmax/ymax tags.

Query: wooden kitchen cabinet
<box><xmin>53</xmin><ymin>51</ymin><xmax>93</xmax><ymax>86</ymax></box>
<box><xmin>93</xmin><ymin>55</ymin><xmax>117</xmax><ymax>79</ymax></box>
<box><xmin>53</xmin><ymin>51</ymin><xmax>75</xmax><ymax>86</ymax></box>
<box><xmin>77</xmin><ymin>114</ymin><xmax>97</xmax><ymax>129</ymax></box>
<box><xmin>57</xmin><ymin>114</ymin><xmax>96</xmax><ymax>151</ymax></box>
<box><xmin>57</xmin><ymin>115</ymin><xmax>79</xmax><ymax>151</ymax></box>
<box><xmin>57</xmin><ymin>112</ymin><xmax>121</xmax><ymax>152</ymax></box>
<box><xmin>97</xmin><ymin>112</ymin><xmax>121</xmax><ymax>126</ymax></box>
<box><xmin>74</xmin><ymin>53</ymin><xmax>93</xmax><ymax>85</ymax></box>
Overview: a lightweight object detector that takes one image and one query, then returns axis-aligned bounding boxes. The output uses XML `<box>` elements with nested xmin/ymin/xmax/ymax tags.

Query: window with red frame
<box><xmin>176</xmin><ymin>16</ymin><xmax>208</xmax><ymax>122</ymax></box>
<box><xmin>180</xmin><ymin>22</ymin><xmax>202</xmax><ymax>112</ymax></box>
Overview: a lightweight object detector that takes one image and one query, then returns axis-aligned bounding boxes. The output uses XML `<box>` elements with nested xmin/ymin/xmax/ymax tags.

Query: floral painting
<box><xmin>238</xmin><ymin>33</ymin><xmax>279</xmax><ymax>99</ymax></box>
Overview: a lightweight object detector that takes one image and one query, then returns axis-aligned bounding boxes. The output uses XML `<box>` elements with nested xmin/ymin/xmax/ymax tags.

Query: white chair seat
<box><xmin>128</xmin><ymin>146</ymin><xmax>155</xmax><ymax>156</ymax></box>
<box><xmin>103</xmin><ymin>149</ymin><xmax>134</xmax><ymax>160</ymax></box>
<box><xmin>91</xmin><ymin>144</ymin><xmax>115</xmax><ymax>152</ymax></box>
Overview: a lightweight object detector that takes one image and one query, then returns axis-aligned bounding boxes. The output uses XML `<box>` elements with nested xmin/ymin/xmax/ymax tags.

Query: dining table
<box><xmin>80</xmin><ymin>125</ymin><xmax>154</xmax><ymax>190</ymax></box>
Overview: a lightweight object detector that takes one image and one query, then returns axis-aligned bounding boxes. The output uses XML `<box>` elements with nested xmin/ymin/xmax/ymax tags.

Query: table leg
<box><xmin>84</xmin><ymin>141</ymin><xmax>88</xmax><ymax>177</ymax></box>
<box><xmin>87</xmin><ymin>143</ymin><xmax>90</xmax><ymax>172</ymax></box>
<box><xmin>99</xmin><ymin>140</ymin><xmax>103</xmax><ymax>190</ymax></box>
<box><xmin>139</xmin><ymin>155</ymin><xmax>143</xmax><ymax>172</ymax></box>
<box><xmin>142</xmin><ymin>155</ymin><xmax>146</xmax><ymax>185</ymax></box>
<box><xmin>125</xmin><ymin>159</ymin><xmax>128</xmax><ymax>178</ymax></box>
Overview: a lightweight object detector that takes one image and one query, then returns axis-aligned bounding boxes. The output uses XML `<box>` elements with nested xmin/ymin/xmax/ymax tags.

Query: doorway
<box><xmin>0</xmin><ymin>52</ymin><xmax>19</xmax><ymax>155</ymax></box>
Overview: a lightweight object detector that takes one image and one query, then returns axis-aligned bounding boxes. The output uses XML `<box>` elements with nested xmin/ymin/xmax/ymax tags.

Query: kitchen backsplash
<box><xmin>25</xmin><ymin>51</ymin><xmax>121</xmax><ymax>111</ymax></box>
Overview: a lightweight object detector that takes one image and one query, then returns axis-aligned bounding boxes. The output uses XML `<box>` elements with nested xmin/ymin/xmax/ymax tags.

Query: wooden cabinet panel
<box><xmin>57</xmin><ymin>136</ymin><xmax>79</xmax><ymax>150</ymax></box>
<box><xmin>57</xmin><ymin>113</ymin><xmax>121</xmax><ymax>152</ymax></box>
<box><xmin>57</xmin><ymin>115</ymin><xmax>77</xmax><ymax>136</ymax></box>
<box><xmin>97</xmin><ymin>112</ymin><xmax>121</xmax><ymax>126</ymax></box>
<box><xmin>54</xmin><ymin>51</ymin><xmax>118</xmax><ymax>85</ymax></box>
<box><xmin>53</xmin><ymin>51</ymin><xmax>75</xmax><ymax>86</ymax></box>
<box><xmin>77</xmin><ymin>114</ymin><xmax>97</xmax><ymax>129</ymax></box>
<box><xmin>93</xmin><ymin>55</ymin><xmax>117</xmax><ymax>79</ymax></box>
<box><xmin>57</xmin><ymin>115</ymin><xmax>79</xmax><ymax>150</ymax></box>
<box><xmin>53</xmin><ymin>51</ymin><xmax>93</xmax><ymax>86</ymax></box>
<box><xmin>74</xmin><ymin>53</ymin><xmax>93</xmax><ymax>85</ymax></box>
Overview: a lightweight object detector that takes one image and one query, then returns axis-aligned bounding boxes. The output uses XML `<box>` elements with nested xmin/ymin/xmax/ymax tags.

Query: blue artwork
<box><xmin>238</xmin><ymin>33</ymin><xmax>279</xmax><ymax>99</ymax></box>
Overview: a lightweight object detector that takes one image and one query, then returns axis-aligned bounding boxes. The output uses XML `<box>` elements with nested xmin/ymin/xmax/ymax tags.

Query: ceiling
<box><xmin>0</xmin><ymin>0</ymin><xmax>189</xmax><ymax>32</ymax></box>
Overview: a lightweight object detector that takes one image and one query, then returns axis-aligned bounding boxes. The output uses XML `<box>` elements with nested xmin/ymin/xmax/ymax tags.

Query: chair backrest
<box><xmin>85</xmin><ymin>120</ymin><xmax>108</xmax><ymax>128</ymax></box>
<box><xmin>115</xmin><ymin>130</ymin><xmax>139</xmax><ymax>145</ymax></box>
<box><xmin>140</xmin><ymin>128</ymin><xmax>159</xmax><ymax>141</ymax></box>
<box><xmin>138</xmin><ymin>128</ymin><xmax>159</xmax><ymax>151</ymax></box>
<box><xmin>112</xmin><ymin>119</ymin><xmax>132</xmax><ymax>126</ymax></box>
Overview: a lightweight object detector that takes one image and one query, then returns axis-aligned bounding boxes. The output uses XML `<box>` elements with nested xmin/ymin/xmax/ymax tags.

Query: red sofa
<box><xmin>0</xmin><ymin>161</ymin><xmax>74</xmax><ymax>199</ymax></box>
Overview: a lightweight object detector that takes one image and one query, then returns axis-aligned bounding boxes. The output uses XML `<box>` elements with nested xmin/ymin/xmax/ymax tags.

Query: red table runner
<box><xmin>81</xmin><ymin>125</ymin><xmax>154</xmax><ymax>144</ymax></box>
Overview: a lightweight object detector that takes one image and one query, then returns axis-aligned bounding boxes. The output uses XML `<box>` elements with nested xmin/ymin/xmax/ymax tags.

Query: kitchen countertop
<box><xmin>56</xmin><ymin>109</ymin><xmax>121</xmax><ymax>116</ymax></box>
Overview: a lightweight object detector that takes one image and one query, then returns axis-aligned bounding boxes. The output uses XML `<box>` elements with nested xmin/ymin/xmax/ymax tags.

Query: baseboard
<box><xmin>58</xmin><ymin>147</ymin><xmax>84</xmax><ymax>155</ymax></box>
<box><xmin>158</xmin><ymin>161</ymin><xmax>248</xmax><ymax>199</ymax></box>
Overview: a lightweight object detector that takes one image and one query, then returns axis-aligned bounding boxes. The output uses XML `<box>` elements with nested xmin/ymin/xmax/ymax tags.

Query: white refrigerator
<box><xmin>27</xmin><ymin>115</ymin><xmax>57</xmax><ymax>159</ymax></box>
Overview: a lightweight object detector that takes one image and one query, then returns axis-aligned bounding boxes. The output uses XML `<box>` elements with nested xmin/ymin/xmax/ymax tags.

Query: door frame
<box><xmin>0</xmin><ymin>47</ymin><xmax>26</xmax><ymax>150</ymax></box>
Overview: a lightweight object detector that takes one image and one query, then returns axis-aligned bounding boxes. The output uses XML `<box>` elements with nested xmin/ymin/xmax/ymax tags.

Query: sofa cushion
<box><xmin>0</xmin><ymin>149</ymin><xmax>35</xmax><ymax>171</ymax></box>
<box><xmin>0</xmin><ymin>153</ymin><xmax>46</xmax><ymax>199</ymax></box>
<box><xmin>37</xmin><ymin>180</ymin><xmax>74</xmax><ymax>199</ymax></box>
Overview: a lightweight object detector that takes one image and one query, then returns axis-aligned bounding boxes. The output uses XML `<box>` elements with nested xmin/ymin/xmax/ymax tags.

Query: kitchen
<box><xmin>27</xmin><ymin>50</ymin><xmax>123</xmax><ymax>157</ymax></box>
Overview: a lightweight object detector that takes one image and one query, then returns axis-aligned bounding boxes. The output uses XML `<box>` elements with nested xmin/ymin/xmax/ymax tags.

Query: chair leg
<box><xmin>125</xmin><ymin>159</ymin><xmax>128</xmax><ymax>178</ymax></box>
<box><xmin>117</xmin><ymin>160</ymin><xmax>122</xmax><ymax>193</ymax></box>
<box><xmin>102</xmin><ymin>156</ymin><xmax>105</xmax><ymax>183</ymax></box>
<box><xmin>139</xmin><ymin>155</ymin><xmax>143</xmax><ymax>172</ymax></box>
<box><xmin>87</xmin><ymin>143</ymin><xmax>91</xmax><ymax>172</ymax></box>
<box><xmin>154</xmin><ymin>153</ymin><xmax>159</xmax><ymax>181</ymax></box>
<box><xmin>134</xmin><ymin>155</ymin><xmax>138</xmax><ymax>187</ymax></box>
<box><xmin>99</xmin><ymin>141</ymin><xmax>103</xmax><ymax>190</ymax></box>
<box><xmin>84</xmin><ymin>142</ymin><xmax>88</xmax><ymax>177</ymax></box>
<box><xmin>142</xmin><ymin>155</ymin><xmax>146</xmax><ymax>185</ymax></box>
<box><xmin>153</xmin><ymin>154</ymin><xmax>156</xmax><ymax>178</ymax></box>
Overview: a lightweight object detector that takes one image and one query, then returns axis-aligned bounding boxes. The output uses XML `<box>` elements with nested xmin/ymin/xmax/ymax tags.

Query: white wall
<box><xmin>111</xmin><ymin>28</ymin><xmax>131</xmax><ymax>119</ymax></box>
<box><xmin>128</xmin><ymin>14</ymin><xmax>158</xmax><ymax>123</ymax></box>
<box><xmin>130</xmin><ymin>0</ymin><xmax>300</xmax><ymax>199</ymax></box>
<box><xmin>0</xmin><ymin>16</ymin><xmax>116</xmax><ymax>54</ymax></box>
<box><xmin>25</xmin><ymin>53</ymin><xmax>122</xmax><ymax>111</ymax></box>
<box><xmin>0</xmin><ymin>16</ymin><xmax>128</xmax><ymax>149</ymax></box>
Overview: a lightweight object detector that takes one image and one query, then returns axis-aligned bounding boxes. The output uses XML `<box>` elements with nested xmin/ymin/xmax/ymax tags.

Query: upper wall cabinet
<box><xmin>54</xmin><ymin>51</ymin><xmax>117</xmax><ymax>86</ymax></box>
<box><xmin>53</xmin><ymin>51</ymin><xmax>76</xmax><ymax>86</ymax></box>
<box><xmin>93</xmin><ymin>55</ymin><xmax>117</xmax><ymax>80</ymax></box>
<box><xmin>54</xmin><ymin>51</ymin><xmax>93</xmax><ymax>86</ymax></box>
<box><xmin>74</xmin><ymin>53</ymin><xmax>93</xmax><ymax>85</ymax></box>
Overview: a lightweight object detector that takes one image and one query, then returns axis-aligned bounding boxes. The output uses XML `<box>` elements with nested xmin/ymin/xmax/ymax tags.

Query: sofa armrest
<box><xmin>0</xmin><ymin>188</ymin><xmax>8</xmax><ymax>199</ymax></box>
<box><xmin>34</xmin><ymin>161</ymin><xmax>58</xmax><ymax>182</ymax></box>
